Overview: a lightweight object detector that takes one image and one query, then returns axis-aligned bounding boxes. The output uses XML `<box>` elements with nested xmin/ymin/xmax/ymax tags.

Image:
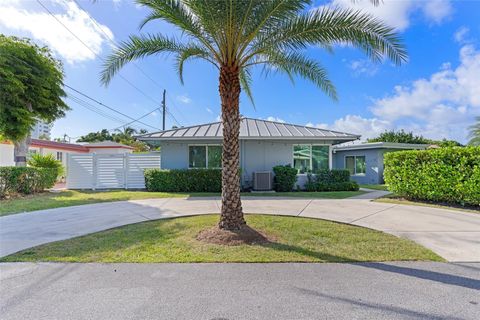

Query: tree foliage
<box><xmin>0</xmin><ymin>35</ymin><xmax>69</xmax><ymax>142</ymax></box>
<box><xmin>468</xmin><ymin>116</ymin><xmax>480</xmax><ymax>146</ymax></box>
<box><xmin>368</xmin><ymin>129</ymin><xmax>463</xmax><ymax>147</ymax></box>
<box><xmin>76</xmin><ymin>127</ymin><xmax>151</xmax><ymax>152</ymax></box>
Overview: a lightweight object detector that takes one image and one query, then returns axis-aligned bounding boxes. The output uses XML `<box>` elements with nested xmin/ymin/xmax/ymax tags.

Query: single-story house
<box><xmin>0</xmin><ymin>139</ymin><xmax>133</xmax><ymax>167</ymax></box>
<box><xmin>332</xmin><ymin>142</ymin><xmax>429</xmax><ymax>184</ymax></box>
<box><xmin>138</xmin><ymin>117</ymin><xmax>360</xmax><ymax>189</ymax></box>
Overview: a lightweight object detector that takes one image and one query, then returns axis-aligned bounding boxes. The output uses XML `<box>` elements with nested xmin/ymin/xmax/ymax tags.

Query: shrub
<box><xmin>384</xmin><ymin>147</ymin><xmax>480</xmax><ymax>206</ymax></box>
<box><xmin>272</xmin><ymin>165</ymin><xmax>298</xmax><ymax>192</ymax></box>
<box><xmin>0</xmin><ymin>167</ymin><xmax>57</xmax><ymax>198</ymax></box>
<box><xmin>28</xmin><ymin>153</ymin><xmax>64</xmax><ymax>179</ymax></box>
<box><xmin>144</xmin><ymin>168</ymin><xmax>221</xmax><ymax>192</ymax></box>
<box><xmin>305</xmin><ymin>170</ymin><xmax>359</xmax><ymax>192</ymax></box>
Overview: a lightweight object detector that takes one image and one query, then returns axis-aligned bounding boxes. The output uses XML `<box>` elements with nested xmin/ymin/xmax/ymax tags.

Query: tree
<box><xmin>101</xmin><ymin>0</ymin><xmax>407</xmax><ymax>231</ymax></box>
<box><xmin>0</xmin><ymin>36</ymin><xmax>69</xmax><ymax>166</ymax></box>
<box><xmin>368</xmin><ymin>129</ymin><xmax>463</xmax><ymax>147</ymax></box>
<box><xmin>77</xmin><ymin>127</ymin><xmax>150</xmax><ymax>152</ymax></box>
<box><xmin>368</xmin><ymin>130</ymin><xmax>430</xmax><ymax>144</ymax></box>
<box><xmin>467</xmin><ymin>116</ymin><xmax>480</xmax><ymax>146</ymax></box>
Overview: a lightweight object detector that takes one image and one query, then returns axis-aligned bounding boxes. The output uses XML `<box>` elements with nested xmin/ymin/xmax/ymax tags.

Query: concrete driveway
<box><xmin>1</xmin><ymin>262</ymin><xmax>479</xmax><ymax>319</ymax></box>
<box><xmin>0</xmin><ymin>195</ymin><xmax>479</xmax><ymax>261</ymax></box>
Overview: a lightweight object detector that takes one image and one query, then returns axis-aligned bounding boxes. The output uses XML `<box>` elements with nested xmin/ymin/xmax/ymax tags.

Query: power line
<box><xmin>71</xmin><ymin>0</ymin><xmax>188</xmax><ymax>127</ymax></box>
<box><xmin>64</xmin><ymin>84</ymin><xmax>160</xmax><ymax>130</ymax></box>
<box><xmin>36</xmin><ymin>0</ymin><xmax>163</xmax><ymax>108</ymax></box>
<box><xmin>109</xmin><ymin>108</ymin><xmax>160</xmax><ymax>132</ymax></box>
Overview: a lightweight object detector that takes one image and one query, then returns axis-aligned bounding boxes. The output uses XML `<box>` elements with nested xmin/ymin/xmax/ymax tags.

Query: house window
<box><xmin>189</xmin><ymin>145</ymin><xmax>222</xmax><ymax>168</ymax></box>
<box><xmin>293</xmin><ymin>145</ymin><xmax>329</xmax><ymax>174</ymax></box>
<box><xmin>345</xmin><ymin>156</ymin><xmax>366</xmax><ymax>175</ymax></box>
<box><xmin>56</xmin><ymin>152</ymin><xmax>63</xmax><ymax>162</ymax></box>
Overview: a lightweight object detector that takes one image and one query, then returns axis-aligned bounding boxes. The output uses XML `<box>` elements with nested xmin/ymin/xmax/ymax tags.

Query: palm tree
<box><xmin>468</xmin><ymin>116</ymin><xmax>480</xmax><ymax>146</ymax></box>
<box><xmin>101</xmin><ymin>0</ymin><xmax>407</xmax><ymax>231</ymax></box>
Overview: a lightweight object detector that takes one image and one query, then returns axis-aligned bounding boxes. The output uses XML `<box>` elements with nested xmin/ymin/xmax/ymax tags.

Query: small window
<box><xmin>189</xmin><ymin>146</ymin><xmax>206</xmax><ymax>168</ymax></box>
<box><xmin>293</xmin><ymin>145</ymin><xmax>311</xmax><ymax>174</ymax></box>
<box><xmin>188</xmin><ymin>145</ymin><xmax>221</xmax><ymax>168</ymax></box>
<box><xmin>345</xmin><ymin>155</ymin><xmax>366</xmax><ymax>175</ymax></box>
<box><xmin>56</xmin><ymin>152</ymin><xmax>63</xmax><ymax>162</ymax></box>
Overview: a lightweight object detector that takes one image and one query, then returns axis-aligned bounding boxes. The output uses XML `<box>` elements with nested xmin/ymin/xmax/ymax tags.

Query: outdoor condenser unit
<box><xmin>253</xmin><ymin>171</ymin><xmax>272</xmax><ymax>191</ymax></box>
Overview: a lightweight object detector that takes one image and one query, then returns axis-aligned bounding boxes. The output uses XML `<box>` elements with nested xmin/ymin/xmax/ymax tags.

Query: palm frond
<box><xmin>101</xmin><ymin>34</ymin><xmax>186</xmax><ymax>85</ymax></box>
<box><xmin>175</xmin><ymin>45</ymin><xmax>217</xmax><ymax>84</ymax></box>
<box><xmin>244</xmin><ymin>7</ymin><xmax>407</xmax><ymax>66</ymax></box>
<box><xmin>248</xmin><ymin>51</ymin><xmax>337</xmax><ymax>100</ymax></box>
<box><xmin>239</xmin><ymin>67</ymin><xmax>255</xmax><ymax>107</ymax></box>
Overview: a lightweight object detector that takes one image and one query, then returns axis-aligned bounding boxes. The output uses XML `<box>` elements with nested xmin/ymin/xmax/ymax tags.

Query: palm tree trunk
<box><xmin>218</xmin><ymin>65</ymin><xmax>245</xmax><ymax>230</ymax></box>
<box><xmin>14</xmin><ymin>135</ymin><xmax>30</xmax><ymax>167</ymax></box>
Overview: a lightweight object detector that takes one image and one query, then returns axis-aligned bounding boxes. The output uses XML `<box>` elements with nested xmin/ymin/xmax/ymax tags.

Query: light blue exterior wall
<box><xmin>159</xmin><ymin>139</ymin><xmax>334</xmax><ymax>189</ymax></box>
<box><xmin>332</xmin><ymin>149</ymin><xmax>384</xmax><ymax>184</ymax></box>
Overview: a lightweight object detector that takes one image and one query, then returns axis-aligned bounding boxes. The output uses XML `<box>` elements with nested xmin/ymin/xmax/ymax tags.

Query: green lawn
<box><xmin>0</xmin><ymin>214</ymin><xmax>442</xmax><ymax>263</ymax></box>
<box><xmin>360</xmin><ymin>184</ymin><xmax>389</xmax><ymax>191</ymax></box>
<box><xmin>0</xmin><ymin>190</ymin><xmax>365</xmax><ymax>217</ymax></box>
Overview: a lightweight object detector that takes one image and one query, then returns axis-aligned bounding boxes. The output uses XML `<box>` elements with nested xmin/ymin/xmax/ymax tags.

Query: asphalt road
<box><xmin>1</xmin><ymin>262</ymin><xmax>479</xmax><ymax>320</ymax></box>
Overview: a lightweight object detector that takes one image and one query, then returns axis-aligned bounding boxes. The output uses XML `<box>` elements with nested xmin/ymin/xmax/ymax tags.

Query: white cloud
<box><xmin>454</xmin><ymin>26</ymin><xmax>470</xmax><ymax>44</ymax></box>
<box><xmin>421</xmin><ymin>0</ymin><xmax>452</xmax><ymax>24</ymax></box>
<box><xmin>307</xmin><ymin>115</ymin><xmax>392</xmax><ymax>140</ymax></box>
<box><xmin>0</xmin><ymin>0</ymin><xmax>113</xmax><ymax>63</ymax></box>
<box><xmin>349</xmin><ymin>59</ymin><xmax>379</xmax><ymax>77</ymax></box>
<box><xmin>315</xmin><ymin>45</ymin><xmax>479</xmax><ymax>143</ymax></box>
<box><xmin>177</xmin><ymin>95</ymin><xmax>192</xmax><ymax>104</ymax></box>
<box><xmin>327</xmin><ymin>0</ymin><xmax>452</xmax><ymax>31</ymax></box>
<box><xmin>206</xmin><ymin>107</ymin><xmax>213</xmax><ymax>114</ymax></box>
<box><xmin>265</xmin><ymin>116</ymin><xmax>285</xmax><ymax>123</ymax></box>
<box><xmin>371</xmin><ymin>45</ymin><xmax>480</xmax><ymax>122</ymax></box>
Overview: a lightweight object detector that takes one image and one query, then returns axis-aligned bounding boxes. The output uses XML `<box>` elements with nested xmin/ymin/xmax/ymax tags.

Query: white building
<box><xmin>30</xmin><ymin>120</ymin><xmax>53</xmax><ymax>139</ymax></box>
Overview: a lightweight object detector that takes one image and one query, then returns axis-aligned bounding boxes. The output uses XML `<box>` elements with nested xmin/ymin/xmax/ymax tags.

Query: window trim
<box><xmin>345</xmin><ymin>155</ymin><xmax>366</xmax><ymax>176</ymax></box>
<box><xmin>56</xmin><ymin>151</ymin><xmax>63</xmax><ymax>162</ymax></box>
<box><xmin>188</xmin><ymin>144</ymin><xmax>222</xmax><ymax>169</ymax></box>
<box><xmin>292</xmin><ymin>144</ymin><xmax>331</xmax><ymax>175</ymax></box>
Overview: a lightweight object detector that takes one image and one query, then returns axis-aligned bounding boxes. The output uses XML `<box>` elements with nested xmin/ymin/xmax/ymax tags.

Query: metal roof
<box><xmin>333</xmin><ymin>142</ymin><xmax>430</xmax><ymax>152</ymax></box>
<box><xmin>137</xmin><ymin>118</ymin><xmax>360</xmax><ymax>141</ymax></box>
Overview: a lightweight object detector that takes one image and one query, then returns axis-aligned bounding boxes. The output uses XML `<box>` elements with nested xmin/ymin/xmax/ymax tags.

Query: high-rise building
<box><xmin>31</xmin><ymin>119</ymin><xmax>52</xmax><ymax>140</ymax></box>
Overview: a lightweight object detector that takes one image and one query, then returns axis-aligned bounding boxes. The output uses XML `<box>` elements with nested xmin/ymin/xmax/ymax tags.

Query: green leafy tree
<box><xmin>468</xmin><ymin>116</ymin><xmax>480</xmax><ymax>146</ymax></box>
<box><xmin>368</xmin><ymin>129</ymin><xmax>463</xmax><ymax>147</ymax></box>
<box><xmin>101</xmin><ymin>0</ymin><xmax>407</xmax><ymax>231</ymax></box>
<box><xmin>0</xmin><ymin>36</ymin><xmax>69</xmax><ymax>166</ymax></box>
<box><xmin>77</xmin><ymin>127</ymin><xmax>150</xmax><ymax>152</ymax></box>
<box><xmin>76</xmin><ymin>129</ymin><xmax>113</xmax><ymax>142</ymax></box>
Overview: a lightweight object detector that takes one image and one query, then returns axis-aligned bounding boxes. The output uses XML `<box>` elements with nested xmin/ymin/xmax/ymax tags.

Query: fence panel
<box><xmin>66</xmin><ymin>152</ymin><xmax>161</xmax><ymax>190</ymax></box>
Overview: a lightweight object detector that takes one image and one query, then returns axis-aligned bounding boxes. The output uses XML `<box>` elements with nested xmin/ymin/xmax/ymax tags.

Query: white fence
<box><xmin>66</xmin><ymin>153</ymin><xmax>161</xmax><ymax>189</ymax></box>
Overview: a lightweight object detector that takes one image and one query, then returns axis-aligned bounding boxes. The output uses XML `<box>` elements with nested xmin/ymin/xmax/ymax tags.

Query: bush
<box><xmin>28</xmin><ymin>153</ymin><xmax>64</xmax><ymax>179</ymax></box>
<box><xmin>272</xmin><ymin>165</ymin><xmax>298</xmax><ymax>192</ymax></box>
<box><xmin>144</xmin><ymin>168</ymin><xmax>221</xmax><ymax>192</ymax></box>
<box><xmin>384</xmin><ymin>147</ymin><xmax>480</xmax><ymax>206</ymax></box>
<box><xmin>0</xmin><ymin>167</ymin><xmax>57</xmax><ymax>198</ymax></box>
<box><xmin>305</xmin><ymin>170</ymin><xmax>359</xmax><ymax>192</ymax></box>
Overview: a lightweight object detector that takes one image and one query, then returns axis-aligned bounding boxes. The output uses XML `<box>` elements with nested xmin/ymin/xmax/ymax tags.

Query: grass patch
<box><xmin>0</xmin><ymin>190</ymin><xmax>365</xmax><ymax>217</ymax></box>
<box><xmin>375</xmin><ymin>195</ymin><xmax>479</xmax><ymax>214</ymax></box>
<box><xmin>360</xmin><ymin>184</ymin><xmax>389</xmax><ymax>191</ymax></box>
<box><xmin>0</xmin><ymin>214</ymin><xmax>443</xmax><ymax>263</ymax></box>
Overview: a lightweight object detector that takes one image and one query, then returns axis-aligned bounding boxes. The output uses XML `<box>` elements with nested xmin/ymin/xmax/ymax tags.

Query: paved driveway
<box><xmin>1</xmin><ymin>262</ymin><xmax>479</xmax><ymax>319</ymax></box>
<box><xmin>0</xmin><ymin>196</ymin><xmax>479</xmax><ymax>261</ymax></box>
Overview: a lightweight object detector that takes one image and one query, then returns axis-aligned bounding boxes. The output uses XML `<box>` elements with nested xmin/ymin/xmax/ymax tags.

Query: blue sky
<box><xmin>1</xmin><ymin>0</ymin><xmax>479</xmax><ymax>143</ymax></box>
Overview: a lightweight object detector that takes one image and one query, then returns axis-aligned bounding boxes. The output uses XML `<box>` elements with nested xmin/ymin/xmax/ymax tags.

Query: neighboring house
<box><xmin>0</xmin><ymin>140</ymin><xmax>133</xmax><ymax>167</ymax></box>
<box><xmin>332</xmin><ymin>142</ymin><xmax>430</xmax><ymax>184</ymax></box>
<box><xmin>137</xmin><ymin>118</ymin><xmax>359</xmax><ymax>188</ymax></box>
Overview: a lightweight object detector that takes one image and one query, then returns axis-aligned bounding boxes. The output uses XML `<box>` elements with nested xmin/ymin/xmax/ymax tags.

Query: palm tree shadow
<box><xmin>354</xmin><ymin>262</ymin><xmax>480</xmax><ymax>290</ymax></box>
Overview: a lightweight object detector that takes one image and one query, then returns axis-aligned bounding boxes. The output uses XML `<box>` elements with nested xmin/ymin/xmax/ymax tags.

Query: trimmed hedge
<box><xmin>0</xmin><ymin>167</ymin><xmax>57</xmax><ymax>198</ymax></box>
<box><xmin>272</xmin><ymin>165</ymin><xmax>298</xmax><ymax>192</ymax></box>
<box><xmin>144</xmin><ymin>168</ymin><xmax>221</xmax><ymax>192</ymax></box>
<box><xmin>384</xmin><ymin>147</ymin><xmax>480</xmax><ymax>206</ymax></box>
<box><xmin>305</xmin><ymin>170</ymin><xmax>359</xmax><ymax>192</ymax></box>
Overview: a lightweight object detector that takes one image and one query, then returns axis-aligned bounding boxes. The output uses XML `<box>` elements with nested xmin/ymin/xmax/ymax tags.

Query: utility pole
<box><xmin>162</xmin><ymin>89</ymin><xmax>166</xmax><ymax>131</ymax></box>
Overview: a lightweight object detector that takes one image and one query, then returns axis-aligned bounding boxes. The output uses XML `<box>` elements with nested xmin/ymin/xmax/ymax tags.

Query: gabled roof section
<box><xmin>82</xmin><ymin>141</ymin><xmax>134</xmax><ymax>149</ymax></box>
<box><xmin>137</xmin><ymin>117</ymin><xmax>360</xmax><ymax>141</ymax></box>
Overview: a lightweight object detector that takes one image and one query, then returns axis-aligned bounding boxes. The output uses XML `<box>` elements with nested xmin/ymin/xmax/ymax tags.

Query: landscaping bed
<box><xmin>0</xmin><ymin>214</ymin><xmax>443</xmax><ymax>263</ymax></box>
<box><xmin>375</xmin><ymin>195</ymin><xmax>480</xmax><ymax>214</ymax></box>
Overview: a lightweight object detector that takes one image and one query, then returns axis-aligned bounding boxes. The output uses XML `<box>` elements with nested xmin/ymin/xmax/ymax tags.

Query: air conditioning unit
<box><xmin>253</xmin><ymin>171</ymin><xmax>272</xmax><ymax>191</ymax></box>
